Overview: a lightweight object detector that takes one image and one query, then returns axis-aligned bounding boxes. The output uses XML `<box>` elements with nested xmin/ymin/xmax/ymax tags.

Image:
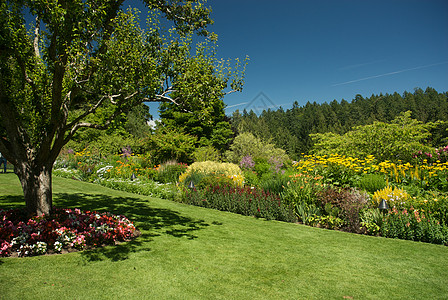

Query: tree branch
<box><xmin>33</xmin><ymin>16</ymin><xmax>40</xmax><ymax>59</ymax></box>
<box><xmin>65</xmin><ymin>95</ymin><xmax>108</xmax><ymax>130</ymax></box>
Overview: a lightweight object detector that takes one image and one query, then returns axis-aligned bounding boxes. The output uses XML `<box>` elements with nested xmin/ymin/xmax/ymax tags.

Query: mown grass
<box><xmin>1</xmin><ymin>173</ymin><xmax>447</xmax><ymax>299</ymax></box>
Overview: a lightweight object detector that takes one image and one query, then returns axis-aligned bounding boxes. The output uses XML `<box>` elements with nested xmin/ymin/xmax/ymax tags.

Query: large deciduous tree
<box><xmin>0</xmin><ymin>0</ymin><xmax>242</xmax><ymax>216</ymax></box>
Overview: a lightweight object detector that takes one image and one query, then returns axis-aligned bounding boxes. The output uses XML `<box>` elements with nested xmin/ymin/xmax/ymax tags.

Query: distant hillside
<box><xmin>230</xmin><ymin>87</ymin><xmax>448</xmax><ymax>159</ymax></box>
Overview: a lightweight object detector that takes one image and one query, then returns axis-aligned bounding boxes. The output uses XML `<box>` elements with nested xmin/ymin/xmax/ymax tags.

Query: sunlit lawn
<box><xmin>1</xmin><ymin>173</ymin><xmax>447</xmax><ymax>299</ymax></box>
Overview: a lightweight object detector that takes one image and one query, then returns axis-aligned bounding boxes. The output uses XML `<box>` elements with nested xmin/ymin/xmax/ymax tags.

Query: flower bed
<box><xmin>0</xmin><ymin>208</ymin><xmax>138</xmax><ymax>257</ymax></box>
<box><xmin>179</xmin><ymin>184</ymin><xmax>296</xmax><ymax>223</ymax></box>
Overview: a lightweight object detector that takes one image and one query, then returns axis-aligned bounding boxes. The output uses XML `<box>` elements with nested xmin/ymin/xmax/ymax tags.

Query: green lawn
<box><xmin>1</xmin><ymin>173</ymin><xmax>447</xmax><ymax>299</ymax></box>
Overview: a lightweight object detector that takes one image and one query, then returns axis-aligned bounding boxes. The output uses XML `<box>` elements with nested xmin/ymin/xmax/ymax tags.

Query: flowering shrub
<box><xmin>268</xmin><ymin>156</ymin><xmax>285</xmax><ymax>174</ymax></box>
<box><xmin>294</xmin><ymin>153</ymin><xmax>448</xmax><ymax>191</ymax></box>
<box><xmin>405</xmin><ymin>192</ymin><xmax>448</xmax><ymax>227</ymax></box>
<box><xmin>381</xmin><ymin>207</ymin><xmax>448</xmax><ymax>245</ymax></box>
<box><xmin>0</xmin><ymin>208</ymin><xmax>137</xmax><ymax>257</ymax></box>
<box><xmin>282</xmin><ymin>173</ymin><xmax>325</xmax><ymax>207</ymax></box>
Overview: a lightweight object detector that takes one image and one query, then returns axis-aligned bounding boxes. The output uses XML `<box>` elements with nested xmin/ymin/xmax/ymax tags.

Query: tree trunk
<box><xmin>17</xmin><ymin>162</ymin><xmax>53</xmax><ymax>216</ymax></box>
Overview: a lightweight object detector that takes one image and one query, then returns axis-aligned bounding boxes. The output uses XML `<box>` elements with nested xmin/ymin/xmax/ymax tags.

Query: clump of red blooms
<box><xmin>0</xmin><ymin>208</ymin><xmax>138</xmax><ymax>257</ymax></box>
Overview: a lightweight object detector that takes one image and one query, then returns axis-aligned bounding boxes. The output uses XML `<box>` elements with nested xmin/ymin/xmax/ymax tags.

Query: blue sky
<box><xmin>137</xmin><ymin>0</ymin><xmax>448</xmax><ymax>117</ymax></box>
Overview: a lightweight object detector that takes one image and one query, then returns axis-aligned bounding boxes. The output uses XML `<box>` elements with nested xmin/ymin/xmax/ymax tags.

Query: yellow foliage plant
<box><xmin>178</xmin><ymin>161</ymin><xmax>244</xmax><ymax>188</ymax></box>
<box><xmin>372</xmin><ymin>186</ymin><xmax>410</xmax><ymax>208</ymax></box>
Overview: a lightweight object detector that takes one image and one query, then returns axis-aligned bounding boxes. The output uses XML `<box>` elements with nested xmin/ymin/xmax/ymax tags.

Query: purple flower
<box><xmin>240</xmin><ymin>155</ymin><xmax>255</xmax><ymax>169</ymax></box>
<box><xmin>121</xmin><ymin>146</ymin><xmax>133</xmax><ymax>158</ymax></box>
<box><xmin>268</xmin><ymin>156</ymin><xmax>284</xmax><ymax>174</ymax></box>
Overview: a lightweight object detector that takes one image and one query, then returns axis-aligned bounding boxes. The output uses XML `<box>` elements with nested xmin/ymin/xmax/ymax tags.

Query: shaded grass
<box><xmin>1</xmin><ymin>173</ymin><xmax>447</xmax><ymax>299</ymax></box>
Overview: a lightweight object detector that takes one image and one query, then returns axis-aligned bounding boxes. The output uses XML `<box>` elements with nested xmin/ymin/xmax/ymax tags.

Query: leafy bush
<box><xmin>310</xmin><ymin>111</ymin><xmax>435</xmax><ymax>163</ymax></box>
<box><xmin>308</xmin><ymin>215</ymin><xmax>345</xmax><ymax>230</ymax></box>
<box><xmin>294</xmin><ymin>201</ymin><xmax>321</xmax><ymax>225</ymax></box>
<box><xmin>225</xmin><ymin>132</ymin><xmax>289</xmax><ymax>165</ymax></box>
<box><xmin>258</xmin><ymin>173</ymin><xmax>290</xmax><ymax>195</ymax></box>
<box><xmin>357</xmin><ymin>173</ymin><xmax>387</xmax><ymax>194</ymax></box>
<box><xmin>242</xmin><ymin>170</ymin><xmax>259</xmax><ymax>187</ymax></box>
<box><xmin>156</xmin><ymin>161</ymin><xmax>188</xmax><ymax>183</ymax></box>
<box><xmin>65</xmin><ymin>132</ymin><xmax>143</xmax><ymax>158</ymax></box>
<box><xmin>145</xmin><ymin>128</ymin><xmax>197</xmax><ymax>164</ymax></box>
<box><xmin>281</xmin><ymin>173</ymin><xmax>325</xmax><ymax>209</ymax></box>
<box><xmin>253</xmin><ymin>157</ymin><xmax>271</xmax><ymax>177</ymax></box>
<box><xmin>360</xmin><ymin>208</ymin><xmax>383</xmax><ymax>236</ymax></box>
<box><xmin>192</xmin><ymin>145</ymin><xmax>221</xmax><ymax>162</ymax></box>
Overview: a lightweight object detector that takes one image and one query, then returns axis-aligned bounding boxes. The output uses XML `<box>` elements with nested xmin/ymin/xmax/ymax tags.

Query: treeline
<box><xmin>230</xmin><ymin>87</ymin><xmax>448</xmax><ymax>159</ymax></box>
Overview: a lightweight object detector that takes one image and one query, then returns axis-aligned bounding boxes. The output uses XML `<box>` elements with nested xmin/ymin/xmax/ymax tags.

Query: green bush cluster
<box><xmin>225</xmin><ymin>132</ymin><xmax>289</xmax><ymax>166</ymax></box>
<box><xmin>156</xmin><ymin>161</ymin><xmax>188</xmax><ymax>184</ymax></box>
<box><xmin>356</xmin><ymin>173</ymin><xmax>387</xmax><ymax>194</ymax></box>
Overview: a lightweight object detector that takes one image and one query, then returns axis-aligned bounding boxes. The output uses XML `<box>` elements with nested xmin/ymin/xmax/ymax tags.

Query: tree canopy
<box><xmin>0</xmin><ymin>0</ymin><xmax>245</xmax><ymax>216</ymax></box>
<box><xmin>231</xmin><ymin>88</ymin><xmax>448</xmax><ymax>159</ymax></box>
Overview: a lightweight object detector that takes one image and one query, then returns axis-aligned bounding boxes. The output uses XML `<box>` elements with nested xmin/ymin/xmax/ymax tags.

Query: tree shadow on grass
<box><xmin>54</xmin><ymin>192</ymin><xmax>211</xmax><ymax>262</ymax></box>
<box><xmin>0</xmin><ymin>193</ymin><xmax>212</xmax><ymax>262</ymax></box>
<box><xmin>0</xmin><ymin>195</ymin><xmax>26</xmax><ymax>210</ymax></box>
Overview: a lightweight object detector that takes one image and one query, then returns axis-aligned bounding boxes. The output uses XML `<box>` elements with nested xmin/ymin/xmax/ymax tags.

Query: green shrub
<box><xmin>156</xmin><ymin>161</ymin><xmax>188</xmax><ymax>183</ymax></box>
<box><xmin>258</xmin><ymin>173</ymin><xmax>290</xmax><ymax>195</ymax></box>
<box><xmin>225</xmin><ymin>132</ymin><xmax>289</xmax><ymax>165</ymax></box>
<box><xmin>308</xmin><ymin>215</ymin><xmax>345</xmax><ymax>230</ymax></box>
<box><xmin>319</xmin><ymin>163</ymin><xmax>359</xmax><ymax>187</ymax></box>
<box><xmin>281</xmin><ymin>173</ymin><xmax>325</xmax><ymax>208</ymax></box>
<box><xmin>242</xmin><ymin>170</ymin><xmax>259</xmax><ymax>187</ymax></box>
<box><xmin>146</xmin><ymin>128</ymin><xmax>197</xmax><ymax>164</ymax></box>
<box><xmin>357</xmin><ymin>173</ymin><xmax>387</xmax><ymax>194</ymax></box>
<box><xmin>295</xmin><ymin>201</ymin><xmax>321</xmax><ymax>225</ymax></box>
<box><xmin>253</xmin><ymin>158</ymin><xmax>271</xmax><ymax>177</ymax></box>
<box><xmin>360</xmin><ymin>208</ymin><xmax>383</xmax><ymax>236</ymax></box>
<box><xmin>192</xmin><ymin>145</ymin><xmax>221</xmax><ymax>162</ymax></box>
<box><xmin>95</xmin><ymin>178</ymin><xmax>177</xmax><ymax>200</ymax></box>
